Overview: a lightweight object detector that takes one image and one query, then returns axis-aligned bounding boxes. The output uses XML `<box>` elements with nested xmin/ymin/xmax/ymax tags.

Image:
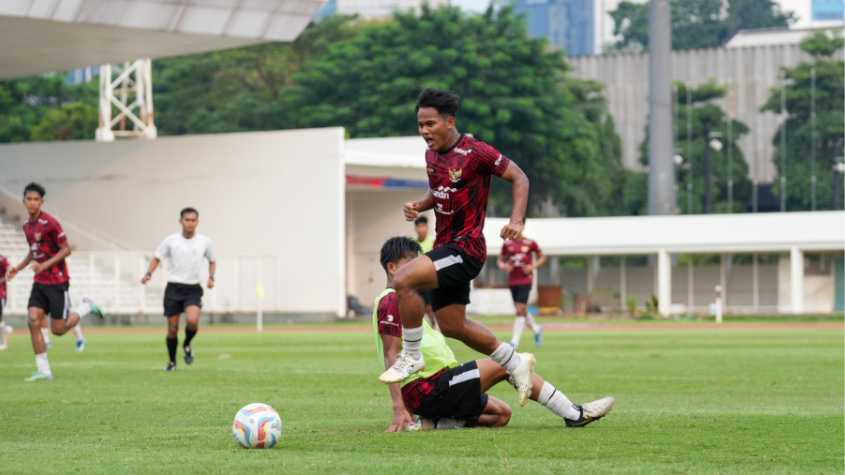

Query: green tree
<box><xmin>153</xmin><ymin>15</ymin><xmax>367</xmax><ymax>136</ymax></box>
<box><xmin>629</xmin><ymin>78</ymin><xmax>752</xmax><ymax>215</ymax></box>
<box><xmin>30</xmin><ymin>102</ymin><xmax>98</xmax><ymax>141</ymax></box>
<box><xmin>762</xmin><ymin>31</ymin><xmax>845</xmax><ymax>211</ymax></box>
<box><xmin>610</xmin><ymin>0</ymin><xmax>793</xmax><ymax>51</ymax></box>
<box><xmin>0</xmin><ymin>75</ymin><xmax>97</xmax><ymax>142</ymax></box>
<box><xmin>283</xmin><ymin>5</ymin><xmax>624</xmax><ymax>216</ymax></box>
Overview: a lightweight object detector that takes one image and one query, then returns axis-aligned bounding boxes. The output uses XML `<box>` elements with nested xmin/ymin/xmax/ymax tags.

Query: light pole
<box><xmin>780</xmin><ymin>69</ymin><xmax>787</xmax><ymax>212</ymax></box>
<box><xmin>727</xmin><ymin>111</ymin><xmax>733</xmax><ymax>213</ymax></box>
<box><xmin>811</xmin><ymin>67</ymin><xmax>817</xmax><ymax>211</ymax></box>
<box><xmin>686</xmin><ymin>87</ymin><xmax>693</xmax><ymax>214</ymax></box>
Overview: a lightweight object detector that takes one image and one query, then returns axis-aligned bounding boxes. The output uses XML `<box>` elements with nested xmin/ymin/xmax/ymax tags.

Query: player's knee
<box><xmin>27</xmin><ymin>315</ymin><xmax>41</xmax><ymax>329</ymax></box>
<box><xmin>438</xmin><ymin>319</ymin><xmax>466</xmax><ymax>339</ymax></box>
<box><xmin>393</xmin><ymin>269</ymin><xmax>419</xmax><ymax>294</ymax></box>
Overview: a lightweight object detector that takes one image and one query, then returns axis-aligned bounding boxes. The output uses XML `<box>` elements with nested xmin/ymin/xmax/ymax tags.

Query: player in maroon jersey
<box><xmin>497</xmin><ymin>218</ymin><xmax>547</xmax><ymax>349</ymax></box>
<box><xmin>6</xmin><ymin>183</ymin><xmax>104</xmax><ymax>381</ymax></box>
<box><xmin>379</xmin><ymin>88</ymin><xmax>537</xmax><ymax>407</ymax></box>
<box><xmin>0</xmin><ymin>253</ymin><xmax>11</xmax><ymax>350</ymax></box>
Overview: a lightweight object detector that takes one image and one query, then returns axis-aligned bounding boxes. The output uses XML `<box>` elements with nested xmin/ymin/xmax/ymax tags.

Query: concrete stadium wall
<box><xmin>568</xmin><ymin>44</ymin><xmax>844</xmax><ymax>181</ymax></box>
<box><xmin>0</xmin><ymin>128</ymin><xmax>346</xmax><ymax>316</ymax></box>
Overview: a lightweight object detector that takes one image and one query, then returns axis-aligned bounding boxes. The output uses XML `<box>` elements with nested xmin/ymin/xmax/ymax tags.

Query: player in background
<box><xmin>413</xmin><ymin>216</ymin><xmax>438</xmax><ymax>331</ymax></box>
<box><xmin>497</xmin><ymin>218</ymin><xmax>546</xmax><ymax>349</ymax></box>
<box><xmin>0</xmin><ymin>253</ymin><xmax>11</xmax><ymax>350</ymax></box>
<box><xmin>375</xmin><ymin>237</ymin><xmax>614</xmax><ymax>432</ymax></box>
<box><xmin>6</xmin><ymin>183</ymin><xmax>104</xmax><ymax>381</ymax></box>
<box><xmin>380</xmin><ymin>88</ymin><xmax>537</xmax><ymax>407</ymax></box>
<box><xmin>142</xmin><ymin>208</ymin><xmax>215</xmax><ymax>372</ymax></box>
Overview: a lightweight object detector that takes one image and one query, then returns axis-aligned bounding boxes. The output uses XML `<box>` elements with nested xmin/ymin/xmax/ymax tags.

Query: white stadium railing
<box><xmin>3</xmin><ymin>252</ymin><xmax>281</xmax><ymax>315</ymax></box>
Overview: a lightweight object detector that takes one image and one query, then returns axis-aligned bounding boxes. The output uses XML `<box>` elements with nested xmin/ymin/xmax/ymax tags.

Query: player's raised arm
<box><xmin>381</xmin><ymin>333</ymin><xmax>415</xmax><ymax>432</ymax></box>
<box><xmin>498</xmin><ymin>161</ymin><xmax>529</xmax><ymax>241</ymax></box>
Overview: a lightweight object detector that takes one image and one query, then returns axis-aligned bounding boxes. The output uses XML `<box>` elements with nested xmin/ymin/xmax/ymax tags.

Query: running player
<box><xmin>6</xmin><ymin>183</ymin><xmax>104</xmax><ymax>381</ymax></box>
<box><xmin>498</xmin><ymin>218</ymin><xmax>546</xmax><ymax>349</ymax></box>
<box><xmin>141</xmin><ymin>208</ymin><xmax>215</xmax><ymax>372</ymax></box>
<box><xmin>413</xmin><ymin>216</ymin><xmax>437</xmax><ymax>331</ymax></box>
<box><xmin>380</xmin><ymin>88</ymin><xmax>536</xmax><ymax>407</ymax></box>
<box><xmin>375</xmin><ymin>237</ymin><xmax>614</xmax><ymax>431</ymax></box>
<box><xmin>0</xmin><ymin>252</ymin><xmax>11</xmax><ymax>350</ymax></box>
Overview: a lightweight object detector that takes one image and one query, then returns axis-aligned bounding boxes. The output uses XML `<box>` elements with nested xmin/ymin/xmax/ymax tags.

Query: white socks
<box><xmin>435</xmin><ymin>418</ymin><xmax>466</xmax><ymax>429</ymax></box>
<box><xmin>72</xmin><ymin>325</ymin><xmax>83</xmax><ymax>342</ymax></box>
<box><xmin>538</xmin><ymin>382</ymin><xmax>580</xmax><ymax>420</ymax></box>
<box><xmin>35</xmin><ymin>353</ymin><xmax>51</xmax><ymax>376</ymax></box>
<box><xmin>402</xmin><ymin>326</ymin><xmax>424</xmax><ymax>358</ymax></box>
<box><xmin>526</xmin><ymin>313</ymin><xmax>541</xmax><ymax>333</ymax></box>
<box><xmin>74</xmin><ymin>302</ymin><xmax>92</xmax><ymax>319</ymax></box>
<box><xmin>490</xmin><ymin>342</ymin><xmax>522</xmax><ymax>373</ymax></box>
<box><xmin>511</xmin><ymin>317</ymin><xmax>526</xmax><ymax>346</ymax></box>
<box><xmin>41</xmin><ymin>327</ymin><xmax>51</xmax><ymax>345</ymax></box>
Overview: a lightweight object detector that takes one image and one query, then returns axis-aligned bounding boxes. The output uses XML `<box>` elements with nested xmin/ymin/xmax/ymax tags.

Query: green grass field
<box><xmin>0</xmin><ymin>323</ymin><xmax>842</xmax><ymax>474</ymax></box>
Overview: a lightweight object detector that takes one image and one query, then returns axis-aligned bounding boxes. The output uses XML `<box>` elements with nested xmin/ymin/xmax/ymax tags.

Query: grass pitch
<box><xmin>0</xmin><ymin>322</ymin><xmax>842</xmax><ymax>474</ymax></box>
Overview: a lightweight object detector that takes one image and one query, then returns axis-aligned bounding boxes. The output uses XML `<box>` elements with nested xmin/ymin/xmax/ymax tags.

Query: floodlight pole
<box><xmin>811</xmin><ymin>67</ymin><xmax>817</xmax><ymax>211</ymax></box>
<box><xmin>96</xmin><ymin>59</ymin><xmax>157</xmax><ymax>142</ymax></box>
<box><xmin>647</xmin><ymin>0</ymin><xmax>676</xmax><ymax>217</ymax></box>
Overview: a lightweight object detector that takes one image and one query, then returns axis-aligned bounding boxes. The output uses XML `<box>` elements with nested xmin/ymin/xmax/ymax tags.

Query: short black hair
<box><xmin>380</xmin><ymin>236</ymin><xmax>422</xmax><ymax>272</ymax></box>
<box><xmin>416</xmin><ymin>87</ymin><xmax>460</xmax><ymax>118</ymax></box>
<box><xmin>414</xmin><ymin>216</ymin><xmax>428</xmax><ymax>226</ymax></box>
<box><xmin>180</xmin><ymin>207</ymin><xmax>199</xmax><ymax>219</ymax></box>
<box><xmin>23</xmin><ymin>182</ymin><xmax>46</xmax><ymax>199</ymax></box>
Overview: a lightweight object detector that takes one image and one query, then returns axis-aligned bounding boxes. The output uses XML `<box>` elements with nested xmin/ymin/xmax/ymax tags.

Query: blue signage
<box><xmin>813</xmin><ymin>0</ymin><xmax>844</xmax><ymax>21</ymax></box>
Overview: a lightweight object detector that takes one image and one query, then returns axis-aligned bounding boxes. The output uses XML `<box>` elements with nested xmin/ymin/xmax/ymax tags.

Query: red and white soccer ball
<box><xmin>232</xmin><ymin>403</ymin><xmax>282</xmax><ymax>449</ymax></box>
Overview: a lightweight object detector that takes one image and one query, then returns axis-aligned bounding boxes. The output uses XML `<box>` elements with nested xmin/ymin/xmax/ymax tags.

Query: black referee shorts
<box><xmin>414</xmin><ymin>361</ymin><xmax>488</xmax><ymax>422</ymax></box>
<box><xmin>28</xmin><ymin>282</ymin><xmax>71</xmax><ymax>320</ymax></box>
<box><xmin>426</xmin><ymin>244</ymin><xmax>484</xmax><ymax>312</ymax></box>
<box><xmin>163</xmin><ymin>282</ymin><xmax>203</xmax><ymax>317</ymax></box>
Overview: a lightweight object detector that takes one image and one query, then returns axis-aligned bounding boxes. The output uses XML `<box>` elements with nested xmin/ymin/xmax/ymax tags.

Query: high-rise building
<box><xmin>513</xmin><ymin>0</ymin><xmax>595</xmax><ymax>56</ymax></box>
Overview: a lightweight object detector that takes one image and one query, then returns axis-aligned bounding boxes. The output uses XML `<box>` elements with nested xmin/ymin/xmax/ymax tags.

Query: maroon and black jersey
<box><xmin>376</xmin><ymin>291</ymin><xmax>401</xmax><ymax>338</ymax></box>
<box><xmin>23</xmin><ymin>212</ymin><xmax>70</xmax><ymax>285</ymax></box>
<box><xmin>0</xmin><ymin>254</ymin><xmax>8</xmax><ymax>299</ymax></box>
<box><xmin>501</xmin><ymin>238</ymin><xmax>541</xmax><ymax>286</ymax></box>
<box><xmin>426</xmin><ymin>135</ymin><xmax>511</xmax><ymax>263</ymax></box>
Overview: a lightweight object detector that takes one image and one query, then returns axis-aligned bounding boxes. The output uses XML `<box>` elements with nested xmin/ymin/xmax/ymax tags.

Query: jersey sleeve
<box><xmin>0</xmin><ymin>257</ymin><xmax>6</xmax><ymax>274</ymax></box>
<box><xmin>50</xmin><ymin>217</ymin><xmax>68</xmax><ymax>244</ymax></box>
<box><xmin>205</xmin><ymin>238</ymin><xmax>216</xmax><ymax>263</ymax></box>
<box><xmin>474</xmin><ymin>142</ymin><xmax>511</xmax><ymax>177</ymax></box>
<box><xmin>532</xmin><ymin>240</ymin><xmax>542</xmax><ymax>255</ymax></box>
<box><xmin>500</xmin><ymin>242</ymin><xmax>509</xmax><ymax>259</ymax></box>
<box><xmin>376</xmin><ymin>294</ymin><xmax>402</xmax><ymax>338</ymax></box>
<box><xmin>154</xmin><ymin>237</ymin><xmax>171</xmax><ymax>260</ymax></box>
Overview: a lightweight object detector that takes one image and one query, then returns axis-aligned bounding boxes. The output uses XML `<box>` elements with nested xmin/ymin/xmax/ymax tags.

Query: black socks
<box><xmin>166</xmin><ymin>336</ymin><xmax>178</xmax><ymax>363</ymax></box>
<box><xmin>184</xmin><ymin>328</ymin><xmax>197</xmax><ymax>347</ymax></box>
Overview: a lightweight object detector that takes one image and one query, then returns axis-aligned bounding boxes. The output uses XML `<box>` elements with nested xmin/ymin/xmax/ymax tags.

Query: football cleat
<box><xmin>565</xmin><ymin>397</ymin><xmax>615</xmax><ymax>428</ymax></box>
<box><xmin>184</xmin><ymin>345</ymin><xmax>194</xmax><ymax>365</ymax></box>
<box><xmin>535</xmin><ymin>326</ymin><xmax>542</xmax><ymax>347</ymax></box>
<box><xmin>511</xmin><ymin>352</ymin><xmax>536</xmax><ymax>407</ymax></box>
<box><xmin>24</xmin><ymin>371</ymin><xmax>53</xmax><ymax>382</ymax></box>
<box><xmin>164</xmin><ymin>362</ymin><xmax>177</xmax><ymax>372</ymax></box>
<box><xmin>83</xmin><ymin>298</ymin><xmax>104</xmax><ymax>319</ymax></box>
<box><xmin>76</xmin><ymin>338</ymin><xmax>85</xmax><ymax>352</ymax></box>
<box><xmin>379</xmin><ymin>353</ymin><xmax>425</xmax><ymax>384</ymax></box>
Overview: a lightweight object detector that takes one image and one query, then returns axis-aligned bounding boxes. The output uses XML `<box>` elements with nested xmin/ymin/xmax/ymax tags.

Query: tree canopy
<box><xmin>610</xmin><ymin>0</ymin><xmax>794</xmax><ymax>51</ymax></box>
<box><xmin>761</xmin><ymin>31</ymin><xmax>845</xmax><ymax>210</ymax></box>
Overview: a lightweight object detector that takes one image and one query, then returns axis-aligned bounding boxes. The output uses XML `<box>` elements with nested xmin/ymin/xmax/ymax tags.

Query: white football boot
<box><xmin>565</xmin><ymin>397</ymin><xmax>616</xmax><ymax>428</ymax></box>
<box><xmin>379</xmin><ymin>353</ymin><xmax>425</xmax><ymax>384</ymax></box>
<box><xmin>510</xmin><ymin>352</ymin><xmax>536</xmax><ymax>407</ymax></box>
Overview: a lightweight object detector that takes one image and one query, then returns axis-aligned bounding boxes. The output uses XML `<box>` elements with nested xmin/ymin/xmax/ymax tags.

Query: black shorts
<box><xmin>418</xmin><ymin>290</ymin><xmax>431</xmax><ymax>306</ymax></box>
<box><xmin>510</xmin><ymin>284</ymin><xmax>531</xmax><ymax>304</ymax></box>
<box><xmin>28</xmin><ymin>282</ymin><xmax>71</xmax><ymax>319</ymax></box>
<box><xmin>426</xmin><ymin>244</ymin><xmax>484</xmax><ymax>312</ymax></box>
<box><xmin>163</xmin><ymin>283</ymin><xmax>203</xmax><ymax>317</ymax></box>
<box><xmin>410</xmin><ymin>361</ymin><xmax>488</xmax><ymax>422</ymax></box>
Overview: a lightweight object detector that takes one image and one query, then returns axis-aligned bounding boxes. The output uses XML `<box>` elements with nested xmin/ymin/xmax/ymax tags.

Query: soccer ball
<box><xmin>232</xmin><ymin>403</ymin><xmax>282</xmax><ymax>449</ymax></box>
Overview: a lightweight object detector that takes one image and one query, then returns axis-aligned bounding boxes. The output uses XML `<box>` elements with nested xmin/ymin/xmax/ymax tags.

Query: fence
<box><xmin>3</xmin><ymin>251</ymin><xmax>282</xmax><ymax>315</ymax></box>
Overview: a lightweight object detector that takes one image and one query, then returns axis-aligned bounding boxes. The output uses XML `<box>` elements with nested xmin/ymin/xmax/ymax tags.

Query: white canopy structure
<box><xmin>0</xmin><ymin>0</ymin><xmax>326</xmax><ymax>80</ymax></box>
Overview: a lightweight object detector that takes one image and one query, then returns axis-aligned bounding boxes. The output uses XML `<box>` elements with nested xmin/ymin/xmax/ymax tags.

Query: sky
<box><xmin>451</xmin><ymin>0</ymin><xmax>490</xmax><ymax>13</ymax></box>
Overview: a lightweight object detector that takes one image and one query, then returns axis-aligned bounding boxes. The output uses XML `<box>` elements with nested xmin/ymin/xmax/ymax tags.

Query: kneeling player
<box><xmin>375</xmin><ymin>237</ymin><xmax>614</xmax><ymax>431</ymax></box>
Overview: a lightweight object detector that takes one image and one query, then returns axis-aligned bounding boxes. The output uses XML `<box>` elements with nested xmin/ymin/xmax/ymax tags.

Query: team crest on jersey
<box><xmin>448</xmin><ymin>168</ymin><xmax>462</xmax><ymax>183</ymax></box>
<box><xmin>34</xmin><ymin>232</ymin><xmax>41</xmax><ymax>242</ymax></box>
<box><xmin>521</xmin><ymin>246</ymin><xmax>530</xmax><ymax>253</ymax></box>
<box><xmin>427</xmin><ymin>167</ymin><xmax>434</xmax><ymax>174</ymax></box>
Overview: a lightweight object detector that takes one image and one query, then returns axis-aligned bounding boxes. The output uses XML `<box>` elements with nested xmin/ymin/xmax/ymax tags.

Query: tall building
<box><xmin>513</xmin><ymin>0</ymin><xmax>595</xmax><ymax>56</ymax></box>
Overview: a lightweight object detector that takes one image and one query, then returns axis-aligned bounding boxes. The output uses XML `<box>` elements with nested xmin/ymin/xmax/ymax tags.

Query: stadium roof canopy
<box><xmin>0</xmin><ymin>0</ymin><xmax>326</xmax><ymax>80</ymax></box>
